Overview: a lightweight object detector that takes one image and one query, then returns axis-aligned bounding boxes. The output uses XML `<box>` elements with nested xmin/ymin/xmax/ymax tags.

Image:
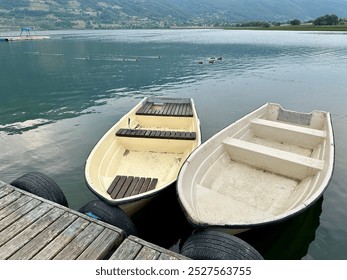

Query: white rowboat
<box><xmin>85</xmin><ymin>97</ymin><xmax>201</xmax><ymax>215</ymax></box>
<box><xmin>177</xmin><ymin>103</ymin><xmax>334</xmax><ymax>233</ymax></box>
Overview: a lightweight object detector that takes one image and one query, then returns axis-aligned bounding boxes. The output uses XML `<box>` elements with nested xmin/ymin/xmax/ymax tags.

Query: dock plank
<box><xmin>0</xmin><ymin>197</ymin><xmax>40</xmax><ymax>231</ymax></box>
<box><xmin>77</xmin><ymin>228</ymin><xmax>122</xmax><ymax>260</ymax></box>
<box><xmin>0</xmin><ymin>200</ymin><xmax>51</xmax><ymax>244</ymax></box>
<box><xmin>32</xmin><ymin>217</ymin><xmax>90</xmax><ymax>260</ymax></box>
<box><xmin>0</xmin><ymin>183</ymin><xmax>13</xmax><ymax>199</ymax></box>
<box><xmin>0</xmin><ymin>191</ymin><xmax>24</xmax><ymax>213</ymax></box>
<box><xmin>136</xmin><ymin>246</ymin><xmax>161</xmax><ymax>260</ymax></box>
<box><xmin>109</xmin><ymin>238</ymin><xmax>142</xmax><ymax>260</ymax></box>
<box><xmin>54</xmin><ymin>223</ymin><xmax>104</xmax><ymax>260</ymax></box>
<box><xmin>0</xmin><ymin>195</ymin><xmax>33</xmax><ymax>221</ymax></box>
<box><xmin>0</xmin><ymin>207</ymin><xmax>64</xmax><ymax>259</ymax></box>
<box><xmin>109</xmin><ymin>235</ymin><xmax>189</xmax><ymax>260</ymax></box>
<box><xmin>9</xmin><ymin>212</ymin><xmax>77</xmax><ymax>260</ymax></box>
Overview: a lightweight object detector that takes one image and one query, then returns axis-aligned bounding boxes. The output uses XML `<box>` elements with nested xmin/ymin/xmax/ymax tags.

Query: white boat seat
<box><xmin>107</xmin><ymin>176</ymin><xmax>158</xmax><ymax>199</ymax></box>
<box><xmin>136</xmin><ymin>102</ymin><xmax>193</xmax><ymax>117</ymax></box>
<box><xmin>116</xmin><ymin>128</ymin><xmax>196</xmax><ymax>140</ymax></box>
<box><xmin>223</xmin><ymin>137</ymin><xmax>324</xmax><ymax>180</ymax></box>
<box><xmin>251</xmin><ymin>118</ymin><xmax>326</xmax><ymax>149</ymax></box>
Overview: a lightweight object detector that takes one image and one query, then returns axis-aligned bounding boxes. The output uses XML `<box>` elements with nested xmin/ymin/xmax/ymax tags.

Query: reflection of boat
<box><xmin>0</xmin><ymin>27</ymin><xmax>49</xmax><ymax>42</ymax></box>
<box><xmin>85</xmin><ymin>97</ymin><xmax>201</xmax><ymax>216</ymax></box>
<box><xmin>238</xmin><ymin>197</ymin><xmax>323</xmax><ymax>259</ymax></box>
<box><xmin>177</xmin><ymin>103</ymin><xmax>334</xmax><ymax>233</ymax></box>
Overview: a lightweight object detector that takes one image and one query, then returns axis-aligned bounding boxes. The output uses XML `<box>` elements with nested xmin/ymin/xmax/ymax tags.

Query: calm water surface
<box><xmin>1</xmin><ymin>29</ymin><xmax>347</xmax><ymax>259</ymax></box>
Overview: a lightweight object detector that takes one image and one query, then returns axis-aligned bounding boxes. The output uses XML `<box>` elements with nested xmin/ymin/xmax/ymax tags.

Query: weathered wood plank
<box><xmin>0</xmin><ymin>202</ymin><xmax>53</xmax><ymax>246</ymax></box>
<box><xmin>0</xmin><ymin>195</ymin><xmax>33</xmax><ymax>222</ymax></box>
<box><xmin>0</xmin><ymin>191</ymin><xmax>23</xmax><ymax>212</ymax></box>
<box><xmin>77</xmin><ymin>228</ymin><xmax>123</xmax><ymax>260</ymax></box>
<box><xmin>32</xmin><ymin>217</ymin><xmax>90</xmax><ymax>260</ymax></box>
<box><xmin>127</xmin><ymin>236</ymin><xmax>190</xmax><ymax>260</ymax></box>
<box><xmin>109</xmin><ymin>238</ymin><xmax>142</xmax><ymax>260</ymax></box>
<box><xmin>158</xmin><ymin>253</ymin><xmax>180</xmax><ymax>260</ymax></box>
<box><xmin>0</xmin><ymin>198</ymin><xmax>42</xmax><ymax>232</ymax></box>
<box><xmin>0</xmin><ymin>184</ymin><xmax>14</xmax><ymax>199</ymax></box>
<box><xmin>54</xmin><ymin>223</ymin><xmax>104</xmax><ymax>260</ymax></box>
<box><xmin>9</xmin><ymin>212</ymin><xmax>77</xmax><ymax>260</ymax></box>
<box><xmin>109</xmin><ymin>235</ymin><xmax>189</xmax><ymax>260</ymax></box>
<box><xmin>0</xmin><ymin>207</ymin><xmax>64</xmax><ymax>259</ymax></box>
<box><xmin>135</xmin><ymin>246</ymin><xmax>160</xmax><ymax>260</ymax></box>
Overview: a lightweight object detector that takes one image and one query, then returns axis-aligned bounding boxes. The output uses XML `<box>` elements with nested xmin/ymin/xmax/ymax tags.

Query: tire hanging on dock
<box><xmin>78</xmin><ymin>200</ymin><xmax>138</xmax><ymax>237</ymax></box>
<box><xmin>180</xmin><ymin>229</ymin><xmax>263</xmax><ymax>260</ymax></box>
<box><xmin>10</xmin><ymin>172</ymin><xmax>68</xmax><ymax>207</ymax></box>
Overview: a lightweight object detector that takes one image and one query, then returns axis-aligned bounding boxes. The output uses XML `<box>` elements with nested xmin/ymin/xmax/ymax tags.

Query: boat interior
<box><xmin>87</xmin><ymin>98</ymin><xmax>200</xmax><ymax>200</ymax></box>
<box><xmin>185</xmin><ymin>104</ymin><xmax>332</xmax><ymax>225</ymax></box>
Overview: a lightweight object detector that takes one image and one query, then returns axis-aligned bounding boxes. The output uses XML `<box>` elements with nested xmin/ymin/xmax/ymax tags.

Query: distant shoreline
<box><xmin>1</xmin><ymin>25</ymin><xmax>347</xmax><ymax>33</ymax></box>
<box><xmin>224</xmin><ymin>24</ymin><xmax>347</xmax><ymax>32</ymax></box>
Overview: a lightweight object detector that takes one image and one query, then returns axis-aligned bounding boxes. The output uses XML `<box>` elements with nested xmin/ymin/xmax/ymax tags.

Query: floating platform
<box><xmin>0</xmin><ymin>181</ymin><xmax>187</xmax><ymax>260</ymax></box>
<box><xmin>0</xmin><ymin>36</ymin><xmax>49</xmax><ymax>42</ymax></box>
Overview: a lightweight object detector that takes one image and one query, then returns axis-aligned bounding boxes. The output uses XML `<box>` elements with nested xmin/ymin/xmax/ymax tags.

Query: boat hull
<box><xmin>177</xmin><ymin>103</ymin><xmax>334</xmax><ymax>231</ymax></box>
<box><xmin>85</xmin><ymin>97</ymin><xmax>201</xmax><ymax>215</ymax></box>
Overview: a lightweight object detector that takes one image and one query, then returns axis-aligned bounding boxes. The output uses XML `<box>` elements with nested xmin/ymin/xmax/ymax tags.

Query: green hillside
<box><xmin>0</xmin><ymin>0</ymin><xmax>346</xmax><ymax>30</ymax></box>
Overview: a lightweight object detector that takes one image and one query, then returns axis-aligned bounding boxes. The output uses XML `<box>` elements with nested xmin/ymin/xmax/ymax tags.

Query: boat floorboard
<box><xmin>0</xmin><ymin>181</ymin><xmax>187</xmax><ymax>260</ymax></box>
<box><xmin>136</xmin><ymin>102</ymin><xmax>193</xmax><ymax>117</ymax></box>
<box><xmin>107</xmin><ymin>176</ymin><xmax>158</xmax><ymax>199</ymax></box>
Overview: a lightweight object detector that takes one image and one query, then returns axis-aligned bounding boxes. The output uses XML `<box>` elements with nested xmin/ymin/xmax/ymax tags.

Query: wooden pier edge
<box><xmin>110</xmin><ymin>235</ymin><xmax>190</xmax><ymax>260</ymax></box>
<box><xmin>0</xmin><ymin>181</ymin><xmax>189</xmax><ymax>260</ymax></box>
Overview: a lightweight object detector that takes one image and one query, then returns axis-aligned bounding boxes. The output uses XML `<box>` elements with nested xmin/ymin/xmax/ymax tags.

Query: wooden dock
<box><xmin>0</xmin><ymin>181</ymin><xmax>188</xmax><ymax>260</ymax></box>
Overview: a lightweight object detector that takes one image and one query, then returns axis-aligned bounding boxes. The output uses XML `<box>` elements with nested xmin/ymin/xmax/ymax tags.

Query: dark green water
<box><xmin>1</xmin><ymin>29</ymin><xmax>347</xmax><ymax>259</ymax></box>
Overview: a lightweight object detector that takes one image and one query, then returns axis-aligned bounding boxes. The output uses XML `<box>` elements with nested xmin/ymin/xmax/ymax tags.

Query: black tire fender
<box><xmin>78</xmin><ymin>200</ymin><xmax>138</xmax><ymax>237</ymax></box>
<box><xmin>180</xmin><ymin>229</ymin><xmax>263</xmax><ymax>260</ymax></box>
<box><xmin>11</xmin><ymin>172</ymin><xmax>68</xmax><ymax>207</ymax></box>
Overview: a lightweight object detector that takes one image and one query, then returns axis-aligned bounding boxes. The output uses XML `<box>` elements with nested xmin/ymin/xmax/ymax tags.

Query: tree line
<box><xmin>290</xmin><ymin>14</ymin><xmax>342</xmax><ymax>26</ymax></box>
<box><xmin>236</xmin><ymin>14</ymin><xmax>345</xmax><ymax>28</ymax></box>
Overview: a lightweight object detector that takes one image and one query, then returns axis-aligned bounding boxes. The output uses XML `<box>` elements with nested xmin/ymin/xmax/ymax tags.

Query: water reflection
<box><xmin>238</xmin><ymin>197</ymin><xmax>323</xmax><ymax>260</ymax></box>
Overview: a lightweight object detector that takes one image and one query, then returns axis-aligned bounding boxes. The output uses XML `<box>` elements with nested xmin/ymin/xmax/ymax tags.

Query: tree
<box><xmin>290</xmin><ymin>19</ymin><xmax>301</xmax><ymax>25</ymax></box>
<box><xmin>313</xmin><ymin>14</ymin><xmax>339</xmax><ymax>25</ymax></box>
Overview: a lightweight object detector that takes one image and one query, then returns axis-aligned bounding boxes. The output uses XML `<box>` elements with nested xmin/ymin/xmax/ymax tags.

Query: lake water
<box><xmin>1</xmin><ymin>29</ymin><xmax>347</xmax><ymax>260</ymax></box>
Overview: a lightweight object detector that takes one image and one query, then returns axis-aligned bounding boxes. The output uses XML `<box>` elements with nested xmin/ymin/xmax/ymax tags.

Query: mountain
<box><xmin>1</xmin><ymin>0</ymin><xmax>347</xmax><ymax>30</ymax></box>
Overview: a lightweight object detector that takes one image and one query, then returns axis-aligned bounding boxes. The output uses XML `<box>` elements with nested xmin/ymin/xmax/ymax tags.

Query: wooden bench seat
<box><xmin>136</xmin><ymin>102</ymin><xmax>193</xmax><ymax>117</ymax></box>
<box><xmin>116</xmin><ymin>128</ymin><xmax>196</xmax><ymax>140</ymax></box>
<box><xmin>107</xmin><ymin>176</ymin><xmax>158</xmax><ymax>199</ymax></box>
<box><xmin>223</xmin><ymin>137</ymin><xmax>324</xmax><ymax>180</ymax></box>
